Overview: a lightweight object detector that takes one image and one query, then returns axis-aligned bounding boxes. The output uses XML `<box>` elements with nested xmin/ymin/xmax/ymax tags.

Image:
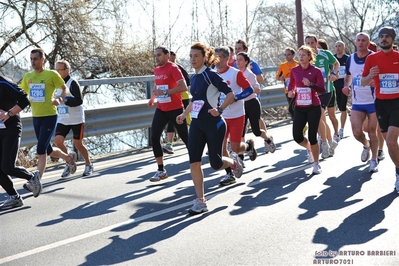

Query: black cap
<box><xmin>379</xmin><ymin>26</ymin><xmax>397</xmax><ymax>39</ymax></box>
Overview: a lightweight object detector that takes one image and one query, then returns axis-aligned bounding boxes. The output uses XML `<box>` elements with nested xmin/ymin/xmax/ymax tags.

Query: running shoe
<box><xmin>312</xmin><ymin>162</ymin><xmax>322</xmax><ymax>175</ymax></box>
<box><xmin>83</xmin><ymin>164</ymin><xmax>94</xmax><ymax>176</ymax></box>
<box><xmin>149</xmin><ymin>170</ymin><xmax>168</xmax><ymax>182</ymax></box>
<box><xmin>68</xmin><ymin>152</ymin><xmax>77</xmax><ymax>175</ymax></box>
<box><xmin>369</xmin><ymin>159</ymin><xmax>379</xmax><ymax>173</ymax></box>
<box><xmin>188</xmin><ymin>198</ymin><xmax>208</xmax><ymax>214</ymax></box>
<box><xmin>361</xmin><ymin>146</ymin><xmax>371</xmax><ymax>162</ymax></box>
<box><xmin>377</xmin><ymin>150</ymin><xmax>385</xmax><ymax>161</ymax></box>
<box><xmin>30</xmin><ymin>170</ymin><xmax>42</xmax><ymax>198</ymax></box>
<box><xmin>268</xmin><ymin>136</ymin><xmax>276</xmax><ymax>153</ymax></box>
<box><xmin>246</xmin><ymin>139</ymin><xmax>257</xmax><ymax>161</ymax></box>
<box><xmin>328</xmin><ymin>140</ymin><xmax>338</xmax><ymax>157</ymax></box>
<box><xmin>333</xmin><ymin>134</ymin><xmax>340</xmax><ymax>143</ymax></box>
<box><xmin>307</xmin><ymin>150</ymin><xmax>314</xmax><ymax>164</ymax></box>
<box><xmin>61</xmin><ymin>164</ymin><xmax>70</xmax><ymax>178</ymax></box>
<box><xmin>321</xmin><ymin>142</ymin><xmax>330</xmax><ymax>159</ymax></box>
<box><xmin>395</xmin><ymin>174</ymin><xmax>399</xmax><ymax>193</ymax></box>
<box><xmin>230</xmin><ymin>152</ymin><xmax>243</xmax><ymax>178</ymax></box>
<box><xmin>264</xmin><ymin>140</ymin><xmax>270</xmax><ymax>154</ymax></box>
<box><xmin>0</xmin><ymin>195</ymin><xmax>23</xmax><ymax>210</ymax></box>
<box><xmin>317</xmin><ymin>135</ymin><xmax>322</xmax><ymax>148</ymax></box>
<box><xmin>220</xmin><ymin>173</ymin><xmax>236</xmax><ymax>186</ymax></box>
<box><xmin>162</xmin><ymin>143</ymin><xmax>174</xmax><ymax>154</ymax></box>
<box><xmin>338</xmin><ymin>128</ymin><xmax>344</xmax><ymax>139</ymax></box>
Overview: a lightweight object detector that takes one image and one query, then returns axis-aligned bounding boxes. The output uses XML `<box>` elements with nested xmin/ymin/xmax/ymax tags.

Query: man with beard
<box><xmin>361</xmin><ymin>26</ymin><xmax>399</xmax><ymax>192</ymax></box>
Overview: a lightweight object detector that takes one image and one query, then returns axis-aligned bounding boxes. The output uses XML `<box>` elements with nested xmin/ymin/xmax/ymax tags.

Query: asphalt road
<box><xmin>1</xmin><ymin>118</ymin><xmax>399</xmax><ymax>266</ymax></box>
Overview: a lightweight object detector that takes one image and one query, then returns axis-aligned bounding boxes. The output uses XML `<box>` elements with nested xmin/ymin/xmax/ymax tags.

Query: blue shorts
<box><xmin>351</xmin><ymin>103</ymin><xmax>376</xmax><ymax>114</ymax></box>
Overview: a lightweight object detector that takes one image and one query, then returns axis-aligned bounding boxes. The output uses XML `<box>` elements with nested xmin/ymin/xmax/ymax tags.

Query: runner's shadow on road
<box><xmin>79</xmin><ymin>206</ymin><xmax>226</xmax><ymax>266</ymax></box>
<box><xmin>230</xmin><ymin>166</ymin><xmax>311</xmax><ymax>216</ymax></box>
<box><xmin>312</xmin><ymin>191</ymin><xmax>398</xmax><ymax>257</ymax></box>
<box><xmin>264</xmin><ymin>149</ymin><xmax>309</xmax><ymax>174</ymax></box>
<box><xmin>298</xmin><ymin>165</ymin><xmax>372</xmax><ymax>220</ymax></box>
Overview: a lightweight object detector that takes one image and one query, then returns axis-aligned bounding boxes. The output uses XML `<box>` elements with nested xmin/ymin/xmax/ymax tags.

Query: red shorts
<box><xmin>225</xmin><ymin>115</ymin><xmax>245</xmax><ymax>143</ymax></box>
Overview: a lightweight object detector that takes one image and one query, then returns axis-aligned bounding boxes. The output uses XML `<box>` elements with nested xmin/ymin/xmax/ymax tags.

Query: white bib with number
<box><xmin>57</xmin><ymin>104</ymin><xmax>70</xmax><ymax>117</ymax></box>
<box><xmin>296</xmin><ymin>87</ymin><xmax>312</xmax><ymax>106</ymax></box>
<box><xmin>30</xmin><ymin>83</ymin><xmax>45</xmax><ymax>102</ymax></box>
<box><xmin>191</xmin><ymin>100</ymin><xmax>204</xmax><ymax>119</ymax></box>
<box><xmin>156</xmin><ymin>85</ymin><xmax>171</xmax><ymax>103</ymax></box>
<box><xmin>379</xmin><ymin>73</ymin><xmax>399</xmax><ymax>94</ymax></box>
<box><xmin>338</xmin><ymin>66</ymin><xmax>346</xmax><ymax>79</ymax></box>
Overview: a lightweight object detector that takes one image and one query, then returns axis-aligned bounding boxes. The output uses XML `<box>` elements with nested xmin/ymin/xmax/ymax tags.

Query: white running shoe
<box><xmin>328</xmin><ymin>140</ymin><xmax>338</xmax><ymax>157</ymax></box>
<box><xmin>162</xmin><ymin>143</ymin><xmax>174</xmax><ymax>154</ymax></box>
<box><xmin>312</xmin><ymin>162</ymin><xmax>322</xmax><ymax>175</ymax></box>
<box><xmin>361</xmin><ymin>146</ymin><xmax>371</xmax><ymax>162</ymax></box>
<box><xmin>338</xmin><ymin>128</ymin><xmax>344</xmax><ymax>139</ymax></box>
<box><xmin>333</xmin><ymin>134</ymin><xmax>340</xmax><ymax>143</ymax></box>
<box><xmin>188</xmin><ymin>198</ymin><xmax>208</xmax><ymax>214</ymax></box>
<box><xmin>0</xmin><ymin>195</ymin><xmax>23</xmax><ymax>210</ymax></box>
<box><xmin>61</xmin><ymin>164</ymin><xmax>70</xmax><ymax>178</ymax></box>
<box><xmin>369</xmin><ymin>159</ymin><xmax>379</xmax><ymax>173</ymax></box>
<box><xmin>268</xmin><ymin>136</ymin><xmax>276</xmax><ymax>153</ymax></box>
<box><xmin>230</xmin><ymin>152</ymin><xmax>243</xmax><ymax>178</ymax></box>
<box><xmin>307</xmin><ymin>150</ymin><xmax>314</xmax><ymax>164</ymax></box>
<box><xmin>149</xmin><ymin>170</ymin><xmax>168</xmax><ymax>182</ymax></box>
<box><xmin>321</xmin><ymin>142</ymin><xmax>330</xmax><ymax>159</ymax></box>
<box><xmin>83</xmin><ymin>164</ymin><xmax>94</xmax><ymax>176</ymax></box>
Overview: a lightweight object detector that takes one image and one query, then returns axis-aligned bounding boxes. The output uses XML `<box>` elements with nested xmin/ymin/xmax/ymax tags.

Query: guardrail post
<box><xmin>146</xmin><ymin>80</ymin><xmax>154</xmax><ymax>147</ymax></box>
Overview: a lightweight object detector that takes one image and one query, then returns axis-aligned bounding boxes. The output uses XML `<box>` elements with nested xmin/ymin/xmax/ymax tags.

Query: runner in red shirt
<box><xmin>361</xmin><ymin>26</ymin><xmax>399</xmax><ymax>193</ymax></box>
<box><xmin>147</xmin><ymin>46</ymin><xmax>189</xmax><ymax>182</ymax></box>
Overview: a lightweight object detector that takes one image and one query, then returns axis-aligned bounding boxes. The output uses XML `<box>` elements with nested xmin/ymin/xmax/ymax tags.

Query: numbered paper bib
<box><xmin>285</xmin><ymin>78</ymin><xmax>290</xmax><ymax>88</ymax></box>
<box><xmin>317</xmin><ymin>67</ymin><xmax>327</xmax><ymax>82</ymax></box>
<box><xmin>57</xmin><ymin>104</ymin><xmax>70</xmax><ymax>117</ymax></box>
<box><xmin>338</xmin><ymin>66</ymin><xmax>346</xmax><ymax>79</ymax></box>
<box><xmin>379</xmin><ymin>73</ymin><xmax>399</xmax><ymax>94</ymax></box>
<box><xmin>191</xmin><ymin>100</ymin><xmax>204</xmax><ymax>119</ymax></box>
<box><xmin>0</xmin><ymin>120</ymin><xmax>6</xmax><ymax>129</ymax></box>
<box><xmin>296</xmin><ymin>87</ymin><xmax>312</xmax><ymax>106</ymax></box>
<box><xmin>156</xmin><ymin>85</ymin><xmax>171</xmax><ymax>103</ymax></box>
<box><xmin>218</xmin><ymin>93</ymin><xmax>230</xmax><ymax>111</ymax></box>
<box><xmin>30</xmin><ymin>84</ymin><xmax>45</xmax><ymax>102</ymax></box>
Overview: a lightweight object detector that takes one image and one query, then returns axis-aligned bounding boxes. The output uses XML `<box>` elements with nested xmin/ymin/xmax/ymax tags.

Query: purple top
<box><xmin>288</xmin><ymin>64</ymin><xmax>326</xmax><ymax>107</ymax></box>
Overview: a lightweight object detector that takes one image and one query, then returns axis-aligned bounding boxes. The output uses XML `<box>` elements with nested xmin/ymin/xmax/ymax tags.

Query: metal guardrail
<box><xmin>20</xmin><ymin>67</ymin><xmax>285</xmax><ymax>147</ymax></box>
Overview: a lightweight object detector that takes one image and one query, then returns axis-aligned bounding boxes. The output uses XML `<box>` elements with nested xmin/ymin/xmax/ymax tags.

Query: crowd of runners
<box><xmin>1</xmin><ymin>26</ymin><xmax>399</xmax><ymax>215</ymax></box>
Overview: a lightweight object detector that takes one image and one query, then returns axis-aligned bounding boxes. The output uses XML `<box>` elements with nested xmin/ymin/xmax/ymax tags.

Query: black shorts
<box><xmin>335</xmin><ymin>86</ymin><xmax>348</xmax><ymax>112</ymax></box>
<box><xmin>55</xmin><ymin>123</ymin><xmax>85</xmax><ymax>140</ymax></box>
<box><xmin>375</xmin><ymin>98</ymin><xmax>399</xmax><ymax>132</ymax></box>
<box><xmin>319</xmin><ymin>92</ymin><xmax>334</xmax><ymax>109</ymax></box>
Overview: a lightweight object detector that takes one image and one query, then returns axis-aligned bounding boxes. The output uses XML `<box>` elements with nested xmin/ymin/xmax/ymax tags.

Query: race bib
<box><xmin>30</xmin><ymin>84</ymin><xmax>45</xmax><ymax>102</ymax></box>
<box><xmin>57</xmin><ymin>104</ymin><xmax>70</xmax><ymax>117</ymax></box>
<box><xmin>379</xmin><ymin>73</ymin><xmax>399</xmax><ymax>94</ymax></box>
<box><xmin>156</xmin><ymin>85</ymin><xmax>171</xmax><ymax>103</ymax></box>
<box><xmin>338</xmin><ymin>66</ymin><xmax>346</xmax><ymax>79</ymax></box>
<box><xmin>296</xmin><ymin>87</ymin><xmax>312</xmax><ymax>106</ymax></box>
<box><xmin>191</xmin><ymin>100</ymin><xmax>204</xmax><ymax>119</ymax></box>
<box><xmin>285</xmin><ymin>78</ymin><xmax>290</xmax><ymax>89</ymax></box>
<box><xmin>218</xmin><ymin>93</ymin><xmax>230</xmax><ymax>111</ymax></box>
<box><xmin>317</xmin><ymin>67</ymin><xmax>327</xmax><ymax>82</ymax></box>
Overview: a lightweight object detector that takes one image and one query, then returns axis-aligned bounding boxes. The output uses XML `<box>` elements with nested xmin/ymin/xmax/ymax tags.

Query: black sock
<box><xmin>266</xmin><ymin>139</ymin><xmax>271</xmax><ymax>144</ymax></box>
<box><xmin>238</xmin><ymin>154</ymin><xmax>244</xmax><ymax>161</ymax></box>
<box><xmin>158</xmin><ymin>165</ymin><xmax>164</xmax><ymax>172</ymax></box>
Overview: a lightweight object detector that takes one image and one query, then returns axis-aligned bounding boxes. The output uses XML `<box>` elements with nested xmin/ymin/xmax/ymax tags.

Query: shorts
<box><xmin>319</xmin><ymin>92</ymin><xmax>334</xmax><ymax>109</ymax></box>
<box><xmin>55</xmin><ymin>123</ymin><xmax>85</xmax><ymax>140</ymax></box>
<box><xmin>225</xmin><ymin>115</ymin><xmax>245</xmax><ymax>143</ymax></box>
<box><xmin>375</xmin><ymin>98</ymin><xmax>399</xmax><ymax>132</ymax></box>
<box><xmin>351</xmin><ymin>104</ymin><xmax>376</xmax><ymax>114</ymax></box>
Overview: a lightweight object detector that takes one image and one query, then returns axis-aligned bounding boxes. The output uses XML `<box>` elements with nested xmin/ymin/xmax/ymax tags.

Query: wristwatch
<box><xmin>331</xmin><ymin>71</ymin><xmax>338</xmax><ymax>76</ymax></box>
<box><xmin>7</xmin><ymin>111</ymin><xmax>14</xmax><ymax>117</ymax></box>
<box><xmin>216</xmin><ymin>106</ymin><xmax>223</xmax><ymax>114</ymax></box>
